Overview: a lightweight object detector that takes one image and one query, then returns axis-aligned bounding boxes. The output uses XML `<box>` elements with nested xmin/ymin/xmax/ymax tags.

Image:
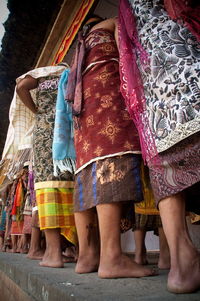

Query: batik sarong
<box><xmin>149</xmin><ymin>132</ymin><xmax>200</xmax><ymax>212</ymax></box>
<box><xmin>33</xmin><ymin>69</ymin><xmax>77</xmax><ymax>245</ymax></box>
<box><xmin>74</xmin><ymin>154</ymin><xmax>143</xmax><ymax>210</ymax></box>
<box><xmin>74</xmin><ymin>28</ymin><xmax>141</xmax><ymax>174</ymax></box>
<box><xmin>73</xmin><ymin>28</ymin><xmax>142</xmax><ymax>219</ymax></box>
<box><xmin>119</xmin><ymin>0</ymin><xmax>200</xmax><ymax>212</ymax></box>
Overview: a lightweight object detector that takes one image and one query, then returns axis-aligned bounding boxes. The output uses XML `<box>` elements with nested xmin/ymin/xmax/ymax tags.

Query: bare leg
<box><xmin>20</xmin><ymin>234</ymin><xmax>31</xmax><ymax>254</ymax></box>
<box><xmin>158</xmin><ymin>227</ymin><xmax>170</xmax><ymax>269</ymax></box>
<box><xmin>39</xmin><ymin>228</ymin><xmax>63</xmax><ymax>268</ymax></box>
<box><xmin>75</xmin><ymin>208</ymin><xmax>100</xmax><ymax>273</ymax></box>
<box><xmin>16</xmin><ymin>235</ymin><xmax>23</xmax><ymax>253</ymax></box>
<box><xmin>62</xmin><ymin>245</ymin><xmax>78</xmax><ymax>263</ymax></box>
<box><xmin>8</xmin><ymin>235</ymin><xmax>18</xmax><ymax>253</ymax></box>
<box><xmin>0</xmin><ymin>236</ymin><xmax>4</xmax><ymax>251</ymax></box>
<box><xmin>97</xmin><ymin>203</ymin><xmax>156</xmax><ymax>278</ymax></box>
<box><xmin>159</xmin><ymin>193</ymin><xmax>200</xmax><ymax>293</ymax></box>
<box><xmin>133</xmin><ymin>229</ymin><xmax>148</xmax><ymax>265</ymax></box>
<box><xmin>27</xmin><ymin>227</ymin><xmax>44</xmax><ymax>260</ymax></box>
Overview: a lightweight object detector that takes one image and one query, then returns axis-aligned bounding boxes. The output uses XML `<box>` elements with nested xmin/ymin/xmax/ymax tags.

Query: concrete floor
<box><xmin>0</xmin><ymin>252</ymin><xmax>200</xmax><ymax>301</ymax></box>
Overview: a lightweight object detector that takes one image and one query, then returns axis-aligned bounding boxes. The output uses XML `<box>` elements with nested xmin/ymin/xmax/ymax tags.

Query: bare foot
<box><xmin>62</xmin><ymin>254</ymin><xmax>77</xmax><ymax>263</ymax></box>
<box><xmin>75</xmin><ymin>254</ymin><xmax>99</xmax><ymax>273</ymax></box>
<box><xmin>167</xmin><ymin>255</ymin><xmax>200</xmax><ymax>293</ymax></box>
<box><xmin>63</xmin><ymin>246</ymin><xmax>77</xmax><ymax>258</ymax></box>
<box><xmin>39</xmin><ymin>259</ymin><xmax>64</xmax><ymax>268</ymax></box>
<box><xmin>158</xmin><ymin>254</ymin><xmax>170</xmax><ymax>270</ymax></box>
<box><xmin>1</xmin><ymin>245</ymin><xmax>6</xmax><ymax>252</ymax></box>
<box><xmin>7</xmin><ymin>248</ymin><xmax>18</xmax><ymax>253</ymax></box>
<box><xmin>39</xmin><ymin>250</ymin><xmax>64</xmax><ymax>268</ymax></box>
<box><xmin>27</xmin><ymin>250</ymin><xmax>44</xmax><ymax>260</ymax></box>
<box><xmin>62</xmin><ymin>246</ymin><xmax>77</xmax><ymax>263</ymax></box>
<box><xmin>134</xmin><ymin>253</ymin><xmax>148</xmax><ymax>265</ymax></box>
<box><xmin>20</xmin><ymin>248</ymin><xmax>29</xmax><ymax>254</ymax></box>
<box><xmin>98</xmin><ymin>253</ymin><xmax>157</xmax><ymax>278</ymax></box>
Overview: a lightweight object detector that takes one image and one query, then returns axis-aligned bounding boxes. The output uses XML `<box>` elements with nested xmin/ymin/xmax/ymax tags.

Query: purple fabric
<box><xmin>65</xmin><ymin>32</ymin><xmax>85</xmax><ymax>116</ymax></box>
<box><xmin>118</xmin><ymin>0</ymin><xmax>158</xmax><ymax>163</ymax></box>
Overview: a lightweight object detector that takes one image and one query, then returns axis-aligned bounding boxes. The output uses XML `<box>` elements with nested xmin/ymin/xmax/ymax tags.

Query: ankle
<box><xmin>100</xmin><ymin>249</ymin><xmax>122</xmax><ymax>263</ymax></box>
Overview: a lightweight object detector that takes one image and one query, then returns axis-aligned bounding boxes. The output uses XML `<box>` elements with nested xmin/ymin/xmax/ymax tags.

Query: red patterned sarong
<box><xmin>75</xmin><ymin>29</ymin><xmax>141</xmax><ymax>172</ymax></box>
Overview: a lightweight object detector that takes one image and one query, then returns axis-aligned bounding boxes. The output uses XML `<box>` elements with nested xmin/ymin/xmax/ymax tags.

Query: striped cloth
<box><xmin>36</xmin><ymin>187</ymin><xmax>77</xmax><ymax>245</ymax></box>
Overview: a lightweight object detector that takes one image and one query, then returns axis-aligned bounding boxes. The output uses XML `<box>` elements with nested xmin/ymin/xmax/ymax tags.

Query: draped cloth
<box><xmin>36</xmin><ymin>187</ymin><xmax>77</xmax><ymax>245</ymax></box>
<box><xmin>0</xmin><ymin>66</ymin><xmax>66</xmax><ymax>185</ymax></box>
<box><xmin>164</xmin><ymin>0</ymin><xmax>200</xmax><ymax>42</ymax></box>
<box><xmin>65</xmin><ymin>24</ymin><xmax>99</xmax><ymax>116</ymax></box>
<box><xmin>65</xmin><ymin>31</ymin><xmax>85</xmax><ymax>116</ymax></box>
<box><xmin>70</xmin><ymin>28</ymin><xmax>141</xmax><ymax>173</ymax></box>
<box><xmin>118</xmin><ymin>0</ymin><xmax>157</xmax><ymax>163</ymax></box>
<box><xmin>118</xmin><ymin>0</ymin><xmax>200</xmax><ymax>163</ymax></box>
<box><xmin>11</xmin><ymin>168</ymin><xmax>28</xmax><ymax>222</ymax></box>
<box><xmin>52</xmin><ymin>69</ymin><xmax>76</xmax><ymax>176</ymax></box>
<box><xmin>11</xmin><ymin>179</ymin><xmax>24</xmax><ymax>218</ymax></box>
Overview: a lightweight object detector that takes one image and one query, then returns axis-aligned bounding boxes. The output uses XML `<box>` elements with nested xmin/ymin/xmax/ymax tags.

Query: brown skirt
<box><xmin>73</xmin><ymin>154</ymin><xmax>143</xmax><ymax>212</ymax></box>
<box><xmin>132</xmin><ymin>213</ymin><xmax>162</xmax><ymax>232</ymax></box>
<box><xmin>149</xmin><ymin>132</ymin><xmax>200</xmax><ymax>213</ymax></box>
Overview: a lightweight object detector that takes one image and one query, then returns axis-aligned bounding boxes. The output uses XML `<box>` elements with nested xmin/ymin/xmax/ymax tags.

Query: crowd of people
<box><xmin>0</xmin><ymin>0</ymin><xmax>200</xmax><ymax>295</ymax></box>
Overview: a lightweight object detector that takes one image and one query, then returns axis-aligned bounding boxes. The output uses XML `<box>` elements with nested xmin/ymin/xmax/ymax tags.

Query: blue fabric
<box><xmin>52</xmin><ymin>69</ymin><xmax>76</xmax><ymax>175</ymax></box>
<box><xmin>92</xmin><ymin>162</ymin><xmax>97</xmax><ymax>205</ymax></box>
<box><xmin>77</xmin><ymin>175</ymin><xmax>84</xmax><ymax>211</ymax></box>
<box><xmin>0</xmin><ymin>207</ymin><xmax>6</xmax><ymax>231</ymax></box>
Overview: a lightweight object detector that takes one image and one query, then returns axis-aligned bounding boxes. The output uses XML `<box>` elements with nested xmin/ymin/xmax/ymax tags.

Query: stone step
<box><xmin>0</xmin><ymin>252</ymin><xmax>199</xmax><ymax>301</ymax></box>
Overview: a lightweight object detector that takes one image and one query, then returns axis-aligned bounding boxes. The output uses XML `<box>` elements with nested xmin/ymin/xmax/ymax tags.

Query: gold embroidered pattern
<box><xmin>84</xmin><ymin>88</ymin><xmax>91</xmax><ymax>99</ymax></box>
<box><xmin>97</xmin><ymin>108</ymin><xmax>103</xmax><ymax>114</ymax></box>
<box><xmin>78</xmin><ymin>134</ymin><xmax>83</xmax><ymax>143</ymax></box>
<box><xmin>95</xmin><ymin>92</ymin><xmax>100</xmax><ymax>98</ymax></box>
<box><xmin>83</xmin><ymin>140</ymin><xmax>90</xmax><ymax>152</ymax></box>
<box><xmin>95</xmin><ymin>67</ymin><xmax>110</xmax><ymax>87</ymax></box>
<box><xmin>94</xmin><ymin>146</ymin><xmax>104</xmax><ymax>157</ymax></box>
<box><xmin>100</xmin><ymin>95</ymin><xmax>113</xmax><ymax>108</ymax></box>
<box><xmin>101</xmin><ymin>44</ymin><xmax>115</xmax><ymax>54</ymax></box>
<box><xmin>122</xmin><ymin>110</ymin><xmax>131</xmax><ymax>120</ymax></box>
<box><xmin>99</xmin><ymin>118</ymin><xmax>121</xmax><ymax>144</ymax></box>
<box><xmin>124</xmin><ymin>141</ymin><xmax>134</xmax><ymax>149</ymax></box>
<box><xmin>86</xmin><ymin>115</ymin><xmax>94</xmax><ymax>127</ymax></box>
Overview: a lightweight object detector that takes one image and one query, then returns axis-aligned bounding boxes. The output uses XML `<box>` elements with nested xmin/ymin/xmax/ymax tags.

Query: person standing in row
<box><xmin>16</xmin><ymin>65</ymin><xmax>77</xmax><ymax>267</ymax></box>
<box><xmin>66</xmin><ymin>15</ymin><xmax>156</xmax><ymax>278</ymax></box>
<box><xmin>119</xmin><ymin>0</ymin><xmax>200</xmax><ymax>293</ymax></box>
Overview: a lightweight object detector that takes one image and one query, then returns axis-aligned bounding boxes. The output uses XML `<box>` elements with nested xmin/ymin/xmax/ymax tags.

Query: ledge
<box><xmin>0</xmin><ymin>252</ymin><xmax>199</xmax><ymax>301</ymax></box>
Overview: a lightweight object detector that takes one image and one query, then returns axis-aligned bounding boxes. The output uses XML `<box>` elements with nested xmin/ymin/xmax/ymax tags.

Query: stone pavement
<box><xmin>0</xmin><ymin>252</ymin><xmax>200</xmax><ymax>301</ymax></box>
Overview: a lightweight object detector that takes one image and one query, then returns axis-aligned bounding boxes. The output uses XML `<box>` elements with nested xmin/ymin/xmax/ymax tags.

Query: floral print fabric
<box><xmin>33</xmin><ymin>75</ymin><xmax>72</xmax><ymax>183</ymax></box>
<box><xmin>149</xmin><ymin>131</ymin><xmax>200</xmax><ymax>207</ymax></box>
<box><xmin>73</xmin><ymin>154</ymin><xmax>143</xmax><ymax>212</ymax></box>
<box><xmin>131</xmin><ymin>0</ymin><xmax>200</xmax><ymax>153</ymax></box>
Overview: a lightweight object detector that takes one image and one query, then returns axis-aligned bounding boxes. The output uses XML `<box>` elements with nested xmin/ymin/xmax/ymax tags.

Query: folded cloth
<box><xmin>0</xmin><ymin>66</ymin><xmax>66</xmax><ymax>183</ymax></box>
<box><xmin>53</xmin><ymin>69</ymin><xmax>76</xmax><ymax>176</ymax></box>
